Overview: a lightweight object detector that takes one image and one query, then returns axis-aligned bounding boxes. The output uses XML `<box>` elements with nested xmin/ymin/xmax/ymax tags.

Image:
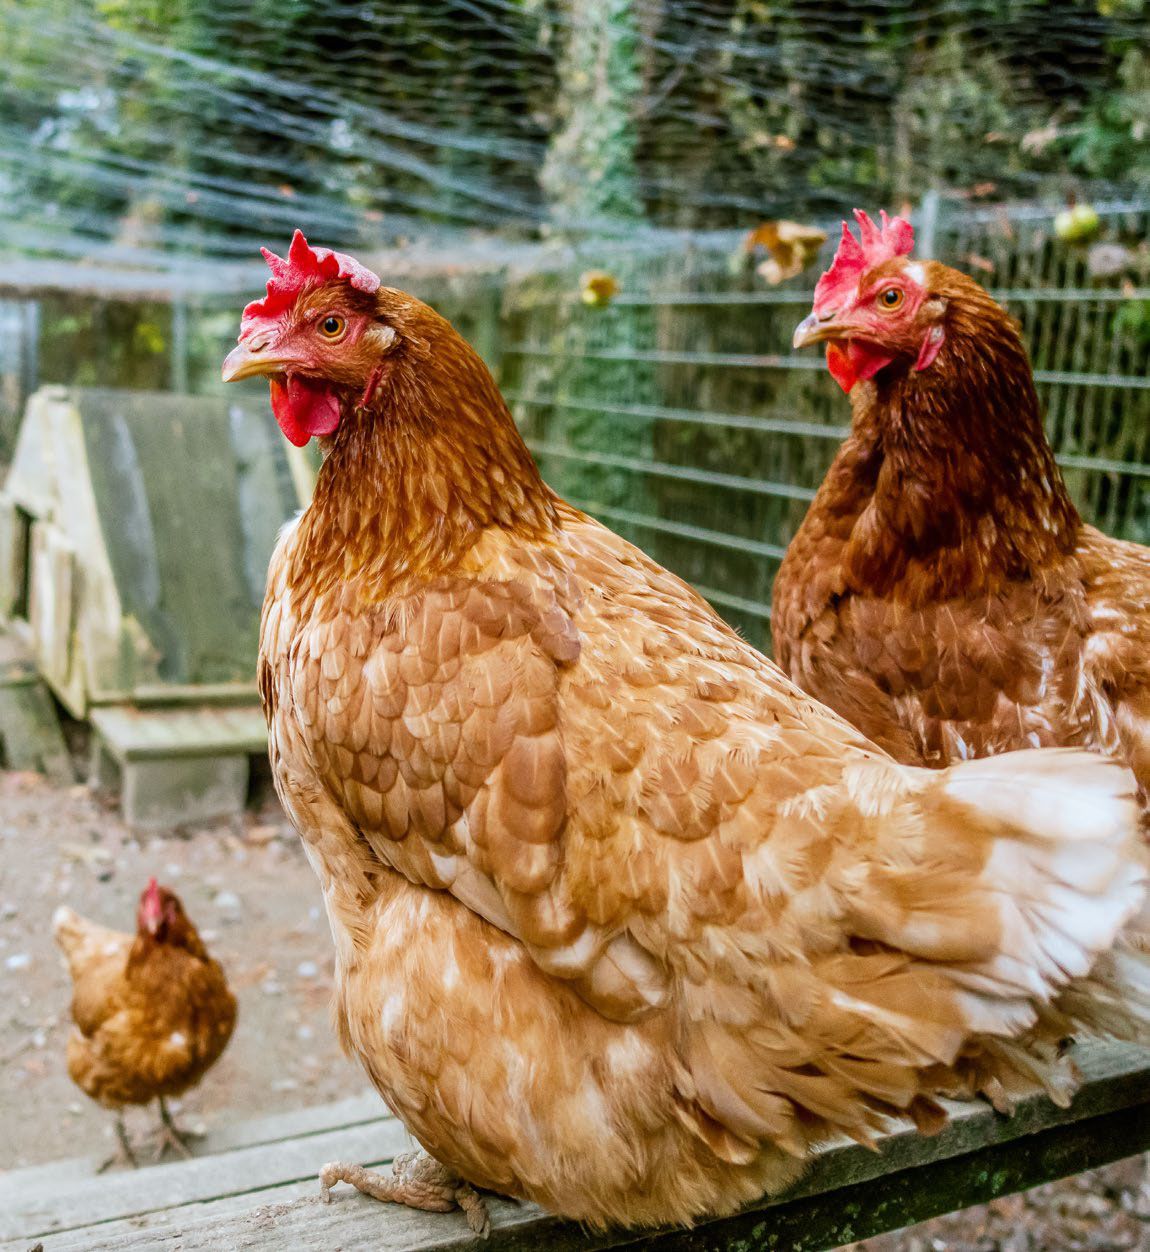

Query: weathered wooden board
<box><xmin>0</xmin><ymin>1090</ymin><xmax>386</xmax><ymax>1206</ymax></box>
<box><xmin>0</xmin><ymin>679</ymin><xmax>74</xmax><ymax>781</ymax></box>
<box><xmin>1</xmin><ymin>1114</ymin><xmax>414</xmax><ymax>1244</ymax></box>
<box><xmin>0</xmin><ymin>629</ymin><xmax>73</xmax><ymax>780</ymax></box>
<box><xmin>90</xmin><ymin>705</ymin><xmax>268</xmax><ymax>762</ymax></box>
<box><xmin>5</xmin><ymin>1042</ymin><xmax>1147</xmax><ymax>1252</ymax></box>
<box><xmin>86</xmin><ymin>703</ymin><xmax>269</xmax><ymax>826</ymax></box>
<box><xmin>2</xmin><ymin>386</ymin><xmax>305</xmax><ymax>712</ymax></box>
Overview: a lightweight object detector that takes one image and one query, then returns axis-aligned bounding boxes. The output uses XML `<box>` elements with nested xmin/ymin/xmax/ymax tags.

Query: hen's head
<box><xmin>137</xmin><ymin>878</ymin><xmax>193</xmax><ymax>946</ymax></box>
<box><xmin>793</xmin><ymin>210</ymin><xmax>950</xmax><ymax>394</ymax></box>
<box><xmin>222</xmin><ymin>230</ymin><xmax>435</xmax><ymax>446</ymax></box>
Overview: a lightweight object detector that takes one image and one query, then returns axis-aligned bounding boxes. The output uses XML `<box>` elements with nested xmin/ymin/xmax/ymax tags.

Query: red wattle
<box><xmin>269</xmin><ymin>375</ymin><xmax>342</xmax><ymax>446</ymax></box>
<box><xmin>826</xmin><ymin>343</ymin><xmax>857</xmax><ymax>393</ymax></box>
<box><xmin>849</xmin><ymin>340</ymin><xmax>895</xmax><ymax>384</ymax></box>
<box><xmin>826</xmin><ymin>341</ymin><xmax>897</xmax><ymax>394</ymax></box>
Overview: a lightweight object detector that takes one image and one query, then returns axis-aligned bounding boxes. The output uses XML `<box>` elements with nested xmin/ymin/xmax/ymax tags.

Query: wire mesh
<box><xmin>503</xmin><ymin>197</ymin><xmax>1150</xmax><ymax>647</ymax></box>
<box><xmin>3</xmin><ymin>0</ymin><xmax>1150</xmax><ymax>648</ymax></box>
<box><xmin>4</xmin><ymin>0</ymin><xmax>1149</xmax><ymax>272</ymax></box>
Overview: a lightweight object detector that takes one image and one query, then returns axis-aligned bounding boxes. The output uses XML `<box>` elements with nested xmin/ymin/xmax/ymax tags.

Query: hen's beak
<box><xmin>792</xmin><ymin>311</ymin><xmax>848</xmax><ymax>350</ymax></box>
<box><xmin>222</xmin><ymin>343</ymin><xmax>288</xmax><ymax>383</ymax></box>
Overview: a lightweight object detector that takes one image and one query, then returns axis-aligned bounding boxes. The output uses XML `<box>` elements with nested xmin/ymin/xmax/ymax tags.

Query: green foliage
<box><xmin>36</xmin><ymin>299</ymin><xmax>173</xmax><ymax>390</ymax></box>
<box><xmin>1066</xmin><ymin>50</ymin><xmax>1150</xmax><ymax>181</ymax></box>
<box><xmin>1112</xmin><ymin>298</ymin><xmax>1150</xmax><ymax>345</ymax></box>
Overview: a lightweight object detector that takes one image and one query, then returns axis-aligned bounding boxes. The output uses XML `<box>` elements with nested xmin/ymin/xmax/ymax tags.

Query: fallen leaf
<box><xmin>1022</xmin><ymin>122</ymin><xmax>1060</xmax><ymax>155</ymax></box>
<box><xmin>580</xmin><ymin>271</ymin><xmax>619</xmax><ymax>307</ymax></box>
<box><xmin>744</xmin><ymin>220</ymin><xmax>827</xmax><ymax>285</ymax></box>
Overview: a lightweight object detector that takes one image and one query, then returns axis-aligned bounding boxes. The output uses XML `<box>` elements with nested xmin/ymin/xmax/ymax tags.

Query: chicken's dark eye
<box><xmin>319</xmin><ymin>315</ymin><xmax>346</xmax><ymax>339</ymax></box>
<box><xmin>878</xmin><ymin>288</ymin><xmax>904</xmax><ymax>311</ymax></box>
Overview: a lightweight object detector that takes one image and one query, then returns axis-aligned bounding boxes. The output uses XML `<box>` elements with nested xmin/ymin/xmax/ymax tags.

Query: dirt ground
<box><xmin>0</xmin><ymin>765</ymin><xmax>366</xmax><ymax>1170</ymax></box>
<box><xmin>1</xmin><ymin>764</ymin><xmax>1147</xmax><ymax>1250</ymax></box>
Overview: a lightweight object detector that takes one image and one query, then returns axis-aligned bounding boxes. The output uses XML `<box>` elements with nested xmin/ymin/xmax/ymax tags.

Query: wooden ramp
<box><xmin>3</xmin><ymin>1042</ymin><xmax>1148</xmax><ymax>1252</ymax></box>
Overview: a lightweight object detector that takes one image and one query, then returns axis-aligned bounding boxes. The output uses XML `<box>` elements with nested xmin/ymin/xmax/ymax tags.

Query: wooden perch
<box><xmin>3</xmin><ymin>1041</ymin><xmax>1148</xmax><ymax>1251</ymax></box>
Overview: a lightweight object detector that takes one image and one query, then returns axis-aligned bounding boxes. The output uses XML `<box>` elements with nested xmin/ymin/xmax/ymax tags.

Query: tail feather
<box><xmin>52</xmin><ymin>905</ymin><xmax>129</xmax><ymax>979</ymax></box>
<box><xmin>52</xmin><ymin>905</ymin><xmax>92</xmax><ymax>960</ymax></box>
<box><xmin>937</xmin><ymin>748</ymin><xmax>1149</xmax><ymax>1045</ymax></box>
<box><xmin>1056</xmin><ymin>942</ymin><xmax>1150</xmax><ymax>1040</ymax></box>
<box><xmin>846</xmin><ymin>748</ymin><xmax>1149</xmax><ymax>1060</ymax></box>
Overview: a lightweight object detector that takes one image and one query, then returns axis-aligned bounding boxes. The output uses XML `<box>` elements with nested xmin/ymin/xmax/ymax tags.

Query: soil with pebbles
<box><xmin>0</xmin><ymin>766</ymin><xmax>364</xmax><ymax>1170</ymax></box>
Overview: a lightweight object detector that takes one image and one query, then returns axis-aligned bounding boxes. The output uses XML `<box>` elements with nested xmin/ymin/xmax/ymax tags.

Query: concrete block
<box><xmin>120</xmin><ymin>754</ymin><xmax>249</xmax><ymax>830</ymax></box>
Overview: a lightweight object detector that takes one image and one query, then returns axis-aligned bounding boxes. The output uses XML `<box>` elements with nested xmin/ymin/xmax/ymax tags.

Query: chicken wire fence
<box><xmin>3</xmin><ymin>0</ymin><xmax>1150</xmax><ymax>649</ymax></box>
<box><xmin>502</xmin><ymin>194</ymin><xmax>1150</xmax><ymax>649</ymax></box>
<box><xmin>4</xmin><ymin>0</ymin><xmax>1149</xmax><ymax>267</ymax></box>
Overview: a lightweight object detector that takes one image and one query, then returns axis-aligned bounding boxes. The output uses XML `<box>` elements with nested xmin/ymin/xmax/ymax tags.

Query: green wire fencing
<box><xmin>498</xmin><ymin>196</ymin><xmax>1150</xmax><ymax>651</ymax></box>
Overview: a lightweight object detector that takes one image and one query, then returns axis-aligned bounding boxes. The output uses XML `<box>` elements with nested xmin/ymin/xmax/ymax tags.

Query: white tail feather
<box><xmin>939</xmin><ymin>748</ymin><xmax>1149</xmax><ymax>1042</ymax></box>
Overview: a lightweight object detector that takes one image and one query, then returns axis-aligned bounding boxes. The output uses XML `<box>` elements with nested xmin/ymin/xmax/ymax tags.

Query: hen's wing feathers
<box><xmin>290</xmin><ymin>514</ymin><xmax>1146</xmax><ymax>1152</ymax></box>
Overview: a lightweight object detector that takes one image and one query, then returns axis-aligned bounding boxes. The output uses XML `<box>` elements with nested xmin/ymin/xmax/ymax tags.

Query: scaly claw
<box><xmin>147</xmin><ymin>1096</ymin><xmax>204</xmax><ymax>1161</ymax></box>
<box><xmin>319</xmin><ymin>1151</ymin><xmax>490</xmax><ymax>1236</ymax></box>
<box><xmin>97</xmin><ymin>1114</ymin><xmax>139</xmax><ymax>1173</ymax></box>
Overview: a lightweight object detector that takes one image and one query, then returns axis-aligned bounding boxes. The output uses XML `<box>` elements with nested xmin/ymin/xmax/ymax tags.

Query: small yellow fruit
<box><xmin>1054</xmin><ymin>204</ymin><xmax>1101</xmax><ymax>243</ymax></box>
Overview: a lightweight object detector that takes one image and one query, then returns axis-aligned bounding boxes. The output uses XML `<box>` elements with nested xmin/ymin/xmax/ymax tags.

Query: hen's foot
<box><xmin>148</xmin><ymin>1097</ymin><xmax>204</xmax><ymax>1161</ymax></box>
<box><xmin>319</xmin><ymin>1151</ymin><xmax>490</xmax><ymax>1236</ymax></box>
<box><xmin>97</xmin><ymin>1115</ymin><xmax>139</xmax><ymax>1173</ymax></box>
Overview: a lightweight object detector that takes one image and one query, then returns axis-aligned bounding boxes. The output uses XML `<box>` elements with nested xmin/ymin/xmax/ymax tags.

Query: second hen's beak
<box><xmin>222</xmin><ymin>342</ymin><xmax>289</xmax><ymax>383</ymax></box>
<box><xmin>792</xmin><ymin>311</ymin><xmax>849</xmax><ymax>350</ymax></box>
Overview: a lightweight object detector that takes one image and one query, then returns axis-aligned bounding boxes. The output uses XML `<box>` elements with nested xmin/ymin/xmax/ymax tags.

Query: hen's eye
<box><xmin>878</xmin><ymin>288</ymin><xmax>904</xmax><ymax>311</ymax></box>
<box><xmin>319</xmin><ymin>315</ymin><xmax>346</xmax><ymax>338</ymax></box>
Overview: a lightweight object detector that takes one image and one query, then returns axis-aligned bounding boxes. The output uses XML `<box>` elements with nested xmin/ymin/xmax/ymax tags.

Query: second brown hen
<box><xmin>776</xmin><ymin>210</ymin><xmax>1150</xmax><ymax>800</ymax></box>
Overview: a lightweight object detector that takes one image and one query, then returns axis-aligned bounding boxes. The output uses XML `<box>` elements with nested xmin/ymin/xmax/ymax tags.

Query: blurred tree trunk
<box><xmin>536</xmin><ymin>0</ymin><xmax>658</xmax><ymax>526</ymax></box>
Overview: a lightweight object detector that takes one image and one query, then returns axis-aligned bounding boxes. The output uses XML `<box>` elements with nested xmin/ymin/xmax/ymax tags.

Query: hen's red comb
<box><xmin>242</xmin><ymin>229</ymin><xmax>381</xmax><ymax>325</ymax></box>
<box><xmin>813</xmin><ymin>209</ymin><xmax>914</xmax><ymax>315</ymax></box>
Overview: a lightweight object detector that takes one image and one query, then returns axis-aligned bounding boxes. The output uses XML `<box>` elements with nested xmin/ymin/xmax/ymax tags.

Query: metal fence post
<box><xmin>917</xmin><ymin>190</ymin><xmax>941</xmax><ymax>260</ymax></box>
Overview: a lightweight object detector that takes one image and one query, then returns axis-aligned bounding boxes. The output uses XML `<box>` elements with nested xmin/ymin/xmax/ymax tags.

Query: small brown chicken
<box><xmin>222</xmin><ymin>232</ymin><xmax>1150</xmax><ymax>1233</ymax></box>
<box><xmin>53</xmin><ymin>880</ymin><xmax>237</xmax><ymax>1166</ymax></box>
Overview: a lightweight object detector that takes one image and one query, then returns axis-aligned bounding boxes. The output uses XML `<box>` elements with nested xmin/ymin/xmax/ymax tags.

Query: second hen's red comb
<box><xmin>242</xmin><ymin>229</ymin><xmax>381</xmax><ymax>325</ymax></box>
<box><xmin>813</xmin><ymin>210</ymin><xmax>915</xmax><ymax>315</ymax></box>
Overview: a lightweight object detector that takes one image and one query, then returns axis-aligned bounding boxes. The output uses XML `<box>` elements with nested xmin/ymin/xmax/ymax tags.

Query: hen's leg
<box><xmin>320</xmin><ymin>1151</ymin><xmax>490</xmax><ymax>1235</ymax></box>
<box><xmin>148</xmin><ymin>1096</ymin><xmax>203</xmax><ymax>1160</ymax></box>
<box><xmin>97</xmin><ymin>1114</ymin><xmax>139</xmax><ymax>1173</ymax></box>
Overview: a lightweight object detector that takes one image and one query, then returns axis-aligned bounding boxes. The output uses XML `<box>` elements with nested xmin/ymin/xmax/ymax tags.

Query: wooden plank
<box><xmin>32</xmin><ymin>1105</ymin><xmax>1150</xmax><ymax>1252</ymax></box>
<box><xmin>187</xmin><ymin>1092</ymin><xmax>391</xmax><ymax>1156</ymax></box>
<box><xmin>0</xmin><ymin>1091</ymin><xmax>387</xmax><ymax>1205</ymax></box>
<box><xmin>15</xmin><ymin>1041</ymin><xmax>1147</xmax><ymax>1252</ymax></box>
<box><xmin>90</xmin><ymin>704</ymin><xmax>267</xmax><ymax>761</ymax></box>
<box><xmin>28</xmin><ymin>521</ymin><xmax>76</xmax><ymax>699</ymax></box>
<box><xmin>0</xmin><ymin>679</ymin><xmax>74</xmax><ymax>781</ymax></box>
<box><xmin>120</xmin><ymin>754</ymin><xmax>250</xmax><ymax>829</ymax></box>
<box><xmin>0</xmin><ymin>628</ymin><xmax>37</xmax><ymax>685</ymax></box>
<box><xmin>2</xmin><ymin>1118</ymin><xmax>413</xmax><ymax>1244</ymax></box>
<box><xmin>36</xmin><ymin>1176</ymin><xmax>327</xmax><ymax>1251</ymax></box>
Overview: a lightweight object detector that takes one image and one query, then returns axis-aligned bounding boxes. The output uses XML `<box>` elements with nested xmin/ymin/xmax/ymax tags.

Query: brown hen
<box><xmin>775</xmin><ymin>210</ymin><xmax>1150</xmax><ymax>801</ymax></box>
<box><xmin>53</xmin><ymin>880</ymin><xmax>236</xmax><ymax>1166</ymax></box>
<box><xmin>223</xmin><ymin>231</ymin><xmax>1150</xmax><ymax>1231</ymax></box>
